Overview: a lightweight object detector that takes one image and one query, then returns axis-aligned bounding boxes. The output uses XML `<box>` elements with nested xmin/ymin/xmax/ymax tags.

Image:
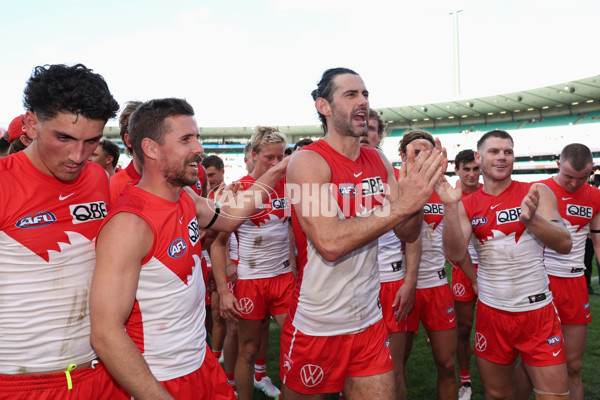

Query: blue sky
<box><xmin>1</xmin><ymin>0</ymin><xmax>599</xmax><ymax>128</ymax></box>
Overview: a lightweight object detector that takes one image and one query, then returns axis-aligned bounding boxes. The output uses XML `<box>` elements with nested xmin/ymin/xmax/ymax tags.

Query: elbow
<box><xmin>398</xmin><ymin>230</ymin><xmax>420</xmax><ymax>244</ymax></box>
<box><xmin>555</xmin><ymin>238</ymin><xmax>573</xmax><ymax>255</ymax></box>
<box><xmin>314</xmin><ymin>240</ymin><xmax>345</xmax><ymax>262</ymax></box>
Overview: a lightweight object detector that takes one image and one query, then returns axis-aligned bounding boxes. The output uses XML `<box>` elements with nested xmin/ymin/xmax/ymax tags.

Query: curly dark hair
<box><xmin>23</xmin><ymin>63</ymin><xmax>119</xmax><ymax>122</ymax></box>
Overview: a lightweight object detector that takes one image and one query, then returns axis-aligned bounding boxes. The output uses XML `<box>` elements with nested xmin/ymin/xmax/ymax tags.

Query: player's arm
<box><xmin>287</xmin><ymin>145</ymin><xmax>445</xmax><ymax>262</ymax></box>
<box><xmin>210</xmin><ymin>231</ymin><xmax>242</xmax><ymax>320</ymax></box>
<box><xmin>393</xmin><ymin>237</ymin><xmax>420</xmax><ymax>321</ymax></box>
<box><xmin>377</xmin><ymin>148</ymin><xmax>424</xmax><ymax>243</ymax></box>
<box><xmin>90</xmin><ymin>213</ymin><xmax>173</xmax><ymax>400</ymax></box>
<box><xmin>438</xmin><ymin>180</ymin><xmax>472</xmax><ymax>263</ymax></box>
<box><xmin>288</xmin><ymin>221</ymin><xmax>297</xmax><ymax>276</ymax></box>
<box><xmin>589</xmin><ymin>211</ymin><xmax>600</xmax><ymax>265</ymax></box>
<box><xmin>520</xmin><ymin>183</ymin><xmax>572</xmax><ymax>254</ymax></box>
<box><xmin>188</xmin><ymin>157</ymin><xmax>290</xmax><ymax>232</ymax></box>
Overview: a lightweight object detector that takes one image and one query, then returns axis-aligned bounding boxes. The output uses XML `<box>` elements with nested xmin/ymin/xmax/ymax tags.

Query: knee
<box><xmin>567</xmin><ymin>359</ymin><xmax>582</xmax><ymax>377</ymax></box>
<box><xmin>457</xmin><ymin>323</ymin><xmax>473</xmax><ymax>340</ymax></box>
<box><xmin>238</xmin><ymin>341</ymin><xmax>259</xmax><ymax>360</ymax></box>
<box><xmin>435</xmin><ymin>357</ymin><xmax>456</xmax><ymax>377</ymax></box>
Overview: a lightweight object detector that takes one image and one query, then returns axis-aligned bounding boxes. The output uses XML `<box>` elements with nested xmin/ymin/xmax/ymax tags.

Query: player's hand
<box><xmin>220</xmin><ymin>292</ymin><xmax>242</xmax><ymax>321</ymax></box>
<box><xmin>397</xmin><ymin>138</ymin><xmax>447</xmax><ymax>214</ymax></box>
<box><xmin>392</xmin><ymin>281</ymin><xmax>416</xmax><ymax>322</ymax></box>
<box><xmin>225</xmin><ymin>262</ymin><xmax>238</xmax><ymax>283</ymax></box>
<box><xmin>435</xmin><ymin>177</ymin><xmax>462</xmax><ymax>206</ymax></box>
<box><xmin>520</xmin><ymin>184</ymin><xmax>540</xmax><ymax>224</ymax></box>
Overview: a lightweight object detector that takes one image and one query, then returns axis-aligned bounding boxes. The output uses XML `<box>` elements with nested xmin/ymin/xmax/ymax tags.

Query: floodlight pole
<box><xmin>450</xmin><ymin>10</ymin><xmax>463</xmax><ymax>96</ymax></box>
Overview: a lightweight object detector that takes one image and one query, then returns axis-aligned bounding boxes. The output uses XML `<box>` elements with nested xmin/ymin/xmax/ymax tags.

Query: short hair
<box><xmin>293</xmin><ymin>138</ymin><xmax>313</xmax><ymax>151</ymax></box>
<box><xmin>560</xmin><ymin>143</ymin><xmax>593</xmax><ymax>171</ymax></box>
<box><xmin>250</xmin><ymin>126</ymin><xmax>287</xmax><ymax>154</ymax></box>
<box><xmin>119</xmin><ymin>101</ymin><xmax>142</xmax><ymax>156</ymax></box>
<box><xmin>477</xmin><ymin>129</ymin><xmax>514</xmax><ymax>151</ymax></box>
<box><xmin>369</xmin><ymin>108</ymin><xmax>386</xmax><ymax>138</ymax></box>
<box><xmin>454</xmin><ymin>149</ymin><xmax>476</xmax><ymax>170</ymax></box>
<box><xmin>201</xmin><ymin>155</ymin><xmax>224</xmax><ymax>171</ymax></box>
<box><xmin>311</xmin><ymin>67</ymin><xmax>359</xmax><ymax>133</ymax></box>
<box><xmin>244</xmin><ymin>142</ymin><xmax>252</xmax><ymax>158</ymax></box>
<box><xmin>23</xmin><ymin>64</ymin><xmax>119</xmax><ymax>122</ymax></box>
<box><xmin>399</xmin><ymin>130</ymin><xmax>435</xmax><ymax>155</ymax></box>
<box><xmin>128</xmin><ymin>98</ymin><xmax>195</xmax><ymax>165</ymax></box>
<box><xmin>99</xmin><ymin>139</ymin><xmax>120</xmax><ymax>169</ymax></box>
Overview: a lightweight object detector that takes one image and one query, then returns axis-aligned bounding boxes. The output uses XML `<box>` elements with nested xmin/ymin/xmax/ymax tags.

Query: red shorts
<box><xmin>112</xmin><ymin>349</ymin><xmax>236</xmax><ymax>400</ymax></box>
<box><xmin>280</xmin><ymin>319</ymin><xmax>393</xmax><ymax>394</ymax></box>
<box><xmin>451</xmin><ymin>263</ymin><xmax>478</xmax><ymax>302</ymax></box>
<box><xmin>474</xmin><ymin>302</ymin><xmax>567</xmax><ymax>366</ymax></box>
<box><xmin>400</xmin><ymin>284</ymin><xmax>456</xmax><ymax>332</ymax></box>
<box><xmin>548</xmin><ymin>275</ymin><xmax>591</xmax><ymax>325</ymax></box>
<box><xmin>380</xmin><ymin>279</ymin><xmax>407</xmax><ymax>334</ymax></box>
<box><xmin>234</xmin><ymin>272</ymin><xmax>294</xmax><ymax>320</ymax></box>
<box><xmin>0</xmin><ymin>362</ymin><xmax>117</xmax><ymax>400</ymax></box>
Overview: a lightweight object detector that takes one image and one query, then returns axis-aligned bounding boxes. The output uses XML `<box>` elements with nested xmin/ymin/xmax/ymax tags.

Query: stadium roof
<box><xmin>103</xmin><ymin>75</ymin><xmax>600</xmax><ymax>140</ymax></box>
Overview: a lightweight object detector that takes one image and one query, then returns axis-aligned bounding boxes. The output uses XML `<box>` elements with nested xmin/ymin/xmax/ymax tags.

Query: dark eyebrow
<box><xmin>343</xmin><ymin>89</ymin><xmax>359</xmax><ymax>96</ymax></box>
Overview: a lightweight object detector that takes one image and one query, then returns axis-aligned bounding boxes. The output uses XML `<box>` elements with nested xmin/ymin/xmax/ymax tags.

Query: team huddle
<box><xmin>0</xmin><ymin>64</ymin><xmax>597</xmax><ymax>400</ymax></box>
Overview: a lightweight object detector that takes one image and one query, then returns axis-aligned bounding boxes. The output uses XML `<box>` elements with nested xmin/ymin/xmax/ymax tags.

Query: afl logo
<box><xmin>474</xmin><ymin>332</ymin><xmax>487</xmax><ymax>352</ymax></box>
<box><xmin>16</xmin><ymin>211</ymin><xmax>57</xmax><ymax>229</ymax></box>
<box><xmin>471</xmin><ymin>216</ymin><xmax>487</xmax><ymax>228</ymax></box>
<box><xmin>339</xmin><ymin>183</ymin><xmax>357</xmax><ymax>198</ymax></box>
<box><xmin>300</xmin><ymin>364</ymin><xmax>324</xmax><ymax>387</ymax></box>
<box><xmin>546</xmin><ymin>336</ymin><xmax>561</xmax><ymax>346</ymax></box>
<box><xmin>168</xmin><ymin>238</ymin><xmax>187</xmax><ymax>258</ymax></box>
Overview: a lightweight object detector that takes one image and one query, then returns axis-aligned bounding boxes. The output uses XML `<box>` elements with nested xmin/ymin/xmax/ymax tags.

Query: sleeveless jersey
<box><xmin>109</xmin><ymin>161</ymin><xmax>141</xmax><ymax>205</ymax></box>
<box><xmin>289</xmin><ymin>140</ymin><xmax>387</xmax><ymax>336</ymax></box>
<box><xmin>235</xmin><ymin>176</ymin><xmax>291</xmax><ymax>279</ymax></box>
<box><xmin>105</xmin><ymin>186</ymin><xmax>206</xmax><ymax>381</ymax></box>
<box><xmin>539</xmin><ymin>177</ymin><xmax>600</xmax><ymax>277</ymax></box>
<box><xmin>463</xmin><ymin>191</ymin><xmax>480</xmax><ymax>265</ymax></box>
<box><xmin>0</xmin><ymin>152</ymin><xmax>109</xmax><ymax>374</ymax></box>
<box><xmin>462</xmin><ymin>181</ymin><xmax>552</xmax><ymax>311</ymax></box>
<box><xmin>378</xmin><ymin>168</ymin><xmax>405</xmax><ymax>283</ymax></box>
<box><xmin>417</xmin><ymin>191</ymin><xmax>448</xmax><ymax>289</ymax></box>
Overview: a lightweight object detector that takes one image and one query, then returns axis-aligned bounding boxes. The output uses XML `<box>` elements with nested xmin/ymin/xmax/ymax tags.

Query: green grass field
<box><xmin>251</xmin><ymin>270</ymin><xmax>600</xmax><ymax>399</ymax></box>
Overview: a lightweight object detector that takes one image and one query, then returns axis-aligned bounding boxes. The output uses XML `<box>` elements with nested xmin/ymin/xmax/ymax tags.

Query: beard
<box><xmin>331</xmin><ymin>103</ymin><xmax>367</xmax><ymax>138</ymax></box>
<box><xmin>161</xmin><ymin>155</ymin><xmax>200</xmax><ymax>187</ymax></box>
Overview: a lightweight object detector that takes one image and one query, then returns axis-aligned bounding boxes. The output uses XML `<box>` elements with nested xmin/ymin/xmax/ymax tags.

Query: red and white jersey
<box><xmin>539</xmin><ymin>177</ymin><xmax>600</xmax><ymax>277</ymax></box>
<box><xmin>462</xmin><ymin>181</ymin><xmax>552</xmax><ymax>312</ymax></box>
<box><xmin>0</xmin><ymin>152</ymin><xmax>109</xmax><ymax>374</ymax></box>
<box><xmin>417</xmin><ymin>191</ymin><xmax>448</xmax><ymax>289</ymax></box>
<box><xmin>105</xmin><ymin>186</ymin><xmax>206</xmax><ymax>381</ymax></box>
<box><xmin>378</xmin><ymin>168</ymin><xmax>405</xmax><ymax>283</ymax></box>
<box><xmin>290</xmin><ymin>140</ymin><xmax>387</xmax><ymax>336</ymax></box>
<box><xmin>235</xmin><ymin>176</ymin><xmax>291</xmax><ymax>279</ymax></box>
<box><xmin>109</xmin><ymin>161</ymin><xmax>141</xmax><ymax>205</ymax></box>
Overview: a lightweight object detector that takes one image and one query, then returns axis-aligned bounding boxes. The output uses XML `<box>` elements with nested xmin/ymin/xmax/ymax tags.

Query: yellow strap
<box><xmin>64</xmin><ymin>364</ymin><xmax>77</xmax><ymax>391</ymax></box>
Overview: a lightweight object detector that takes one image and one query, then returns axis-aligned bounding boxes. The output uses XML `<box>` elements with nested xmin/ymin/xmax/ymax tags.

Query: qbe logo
<box><xmin>188</xmin><ymin>218</ymin><xmax>200</xmax><ymax>246</ymax></box>
<box><xmin>474</xmin><ymin>332</ymin><xmax>487</xmax><ymax>352</ymax></box>
<box><xmin>16</xmin><ymin>211</ymin><xmax>57</xmax><ymax>229</ymax></box>
<box><xmin>168</xmin><ymin>238</ymin><xmax>187</xmax><ymax>258</ymax></box>
<box><xmin>69</xmin><ymin>202</ymin><xmax>107</xmax><ymax>224</ymax></box>
<box><xmin>271</xmin><ymin>197</ymin><xmax>290</xmax><ymax>210</ymax></box>
<box><xmin>362</xmin><ymin>176</ymin><xmax>384</xmax><ymax>197</ymax></box>
<box><xmin>424</xmin><ymin>203</ymin><xmax>444</xmax><ymax>215</ymax></box>
<box><xmin>300</xmin><ymin>364</ymin><xmax>324</xmax><ymax>387</ymax></box>
<box><xmin>566</xmin><ymin>204</ymin><xmax>593</xmax><ymax>219</ymax></box>
<box><xmin>339</xmin><ymin>183</ymin><xmax>357</xmax><ymax>198</ymax></box>
<box><xmin>496</xmin><ymin>207</ymin><xmax>521</xmax><ymax>225</ymax></box>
